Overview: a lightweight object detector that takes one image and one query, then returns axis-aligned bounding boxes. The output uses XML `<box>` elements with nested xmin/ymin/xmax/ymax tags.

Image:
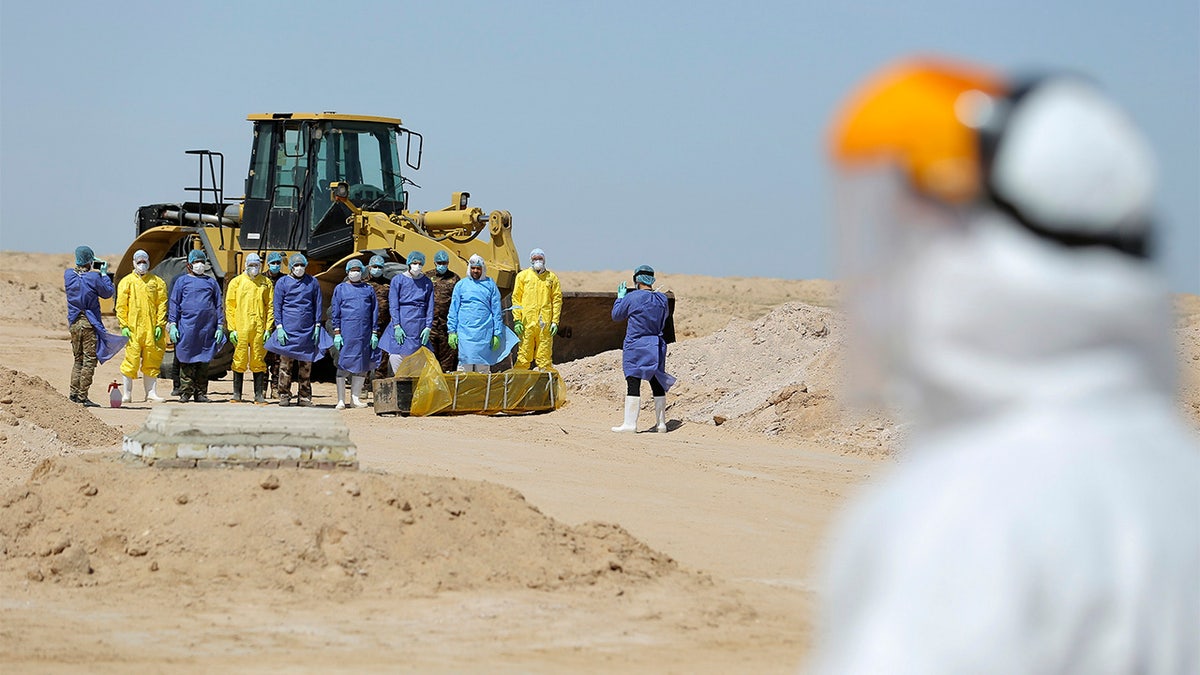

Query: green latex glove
<box><xmin>98</xmin><ymin>261</ymin><xmax>109</xmax><ymax>276</ymax></box>
<box><xmin>617</xmin><ymin>281</ymin><xmax>627</xmax><ymax>299</ymax></box>
<box><xmin>513</xmin><ymin>320</ymin><xmax>524</xmax><ymax>336</ymax></box>
<box><xmin>448</xmin><ymin>333</ymin><xmax>458</xmax><ymax>349</ymax></box>
<box><xmin>313</xmin><ymin>326</ymin><xmax>321</xmax><ymax>342</ymax></box>
<box><xmin>154</xmin><ymin>326</ymin><xmax>163</xmax><ymax>341</ymax></box>
<box><xmin>215</xmin><ymin>327</ymin><xmax>224</xmax><ymax>342</ymax></box>
<box><xmin>394</xmin><ymin>325</ymin><xmax>406</xmax><ymax>343</ymax></box>
<box><xmin>121</xmin><ymin>327</ymin><xmax>131</xmax><ymax>338</ymax></box>
<box><xmin>333</xmin><ymin>334</ymin><xmax>344</xmax><ymax>350</ymax></box>
<box><xmin>550</xmin><ymin>322</ymin><xmax>558</xmax><ymax>337</ymax></box>
<box><xmin>420</xmin><ymin>327</ymin><xmax>431</xmax><ymax>345</ymax></box>
<box><xmin>276</xmin><ymin>326</ymin><xmax>288</xmax><ymax>345</ymax></box>
<box><xmin>370</xmin><ymin>333</ymin><xmax>379</xmax><ymax>349</ymax></box>
<box><xmin>169</xmin><ymin>324</ymin><xmax>180</xmax><ymax>343</ymax></box>
<box><xmin>263</xmin><ymin>329</ymin><xmax>271</xmax><ymax>342</ymax></box>
<box><xmin>491</xmin><ymin>335</ymin><xmax>500</xmax><ymax>350</ymax></box>
<box><xmin>229</xmin><ymin>330</ymin><xmax>239</xmax><ymax>345</ymax></box>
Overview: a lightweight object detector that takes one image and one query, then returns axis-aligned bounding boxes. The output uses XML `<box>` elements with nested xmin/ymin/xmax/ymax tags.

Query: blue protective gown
<box><xmin>64</xmin><ymin>268</ymin><xmax>127</xmax><ymax>364</ymax></box>
<box><xmin>331</xmin><ymin>280</ymin><xmax>381</xmax><ymax>373</ymax></box>
<box><xmin>612</xmin><ymin>289</ymin><xmax>676</xmax><ymax>391</ymax></box>
<box><xmin>447</xmin><ymin>275</ymin><xmax>519</xmax><ymax>365</ymax></box>
<box><xmin>168</xmin><ymin>273</ymin><xmax>224</xmax><ymax>364</ymax></box>
<box><xmin>265</xmin><ymin>273</ymin><xmax>330</xmax><ymax>361</ymax></box>
<box><xmin>379</xmin><ymin>273</ymin><xmax>434</xmax><ymax>358</ymax></box>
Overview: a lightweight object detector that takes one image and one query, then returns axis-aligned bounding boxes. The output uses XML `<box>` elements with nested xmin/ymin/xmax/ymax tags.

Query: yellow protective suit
<box><xmin>116</xmin><ymin>271</ymin><xmax>167</xmax><ymax>378</ymax></box>
<box><xmin>224</xmin><ymin>273</ymin><xmax>274</xmax><ymax>373</ymax></box>
<box><xmin>511</xmin><ymin>267</ymin><xmax>562</xmax><ymax>370</ymax></box>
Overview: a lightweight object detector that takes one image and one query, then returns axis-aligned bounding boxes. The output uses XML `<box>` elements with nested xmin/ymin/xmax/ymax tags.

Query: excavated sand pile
<box><xmin>559</xmin><ymin>301</ymin><xmax>897</xmax><ymax>454</ymax></box>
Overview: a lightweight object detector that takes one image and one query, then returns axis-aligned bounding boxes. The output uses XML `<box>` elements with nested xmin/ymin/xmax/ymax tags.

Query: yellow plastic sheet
<box><xmin>394</xmin><ymin>349</ymin><xmax>566</xmax><ymax>416</ymax></box>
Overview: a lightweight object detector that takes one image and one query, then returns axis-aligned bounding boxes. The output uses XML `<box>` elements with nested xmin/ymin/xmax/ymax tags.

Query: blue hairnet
<box><xmin>289</xmin><ymin>253</ymin><xmax>307</xmax><ymax>267</ymax></box>
<box><xmin>407</xmin><ymin>250</ymin><xmax>426</xmax><ymax>265</ymax></box>
<box><xmin>187</xmin><ymin>249</ymin><xmax>207</xmax><ymax>264</ymax></box>
<box><xmin>74</xmin><ymin>246</ymin><xmax>95</xmax><ymax>266</ymax></box>
<box><xmin>369</xmin><ymin>254</ymin><xmax>386</xmax><ymax>267</ymax></box>
<box><xmin>345</xmin><ymin>259</ymin><xmax>365</xmax><ymax>272</ymax></box>
<box><xmin>433</xmin><ymin>250</ymin><xmax>449</xmax><ymax>264</ymax></box>
<box><xmin>530</xmin><ymin>248</ymin><xmax>545</xmax><ymax>260</ymax></box>
<box><xmin>634</xmin><ymin>264</ymin><xmax>655</xmax><ymax>286</ymax></box>
<box><xmin>267</xmin><ymin>251</ymin><xmax>284</xmax><ymax>264</ymax></box>
<box><xmin>133</xmin><ymin>249</ymin><xmax>150</xmax><ymax>263</ymax></box>
<box><xmin>245</xmin><ymin>253</ymin><xmax>262</xmax><ymax>266</ymax></box>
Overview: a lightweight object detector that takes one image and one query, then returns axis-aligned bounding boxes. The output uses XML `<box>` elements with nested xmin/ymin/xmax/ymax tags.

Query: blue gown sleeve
<box><xmin>423</xmin><ymin>282</ymin><xmax>434</xmax><ymax>330</ymax></box>
<box><xmin>447</xmin><ymin>284</ymin><xmax>461</xmax><ymax>334</ymax></box>
<box><xmin>490</xmin><ymin>283</ymin><xmax>502</xmax><ymax>337</ymax></box>
<box><xmin>331</xmin><ymin>284</ymin><xmax>344</xmax><ymax>331</ymax></box>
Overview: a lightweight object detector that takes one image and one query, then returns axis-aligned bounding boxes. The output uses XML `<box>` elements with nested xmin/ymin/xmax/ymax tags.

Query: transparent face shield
<box><xmin>835</xmin><ymin>164</ymin><xmax>970</xmax><ymax>410</ymax></box>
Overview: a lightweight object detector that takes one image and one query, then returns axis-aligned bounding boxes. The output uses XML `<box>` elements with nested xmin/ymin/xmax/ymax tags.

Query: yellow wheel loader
<box><xmin>113</xmin><ymin>112</ymin><xmax>671</xmax><ymax>377</ymax></box>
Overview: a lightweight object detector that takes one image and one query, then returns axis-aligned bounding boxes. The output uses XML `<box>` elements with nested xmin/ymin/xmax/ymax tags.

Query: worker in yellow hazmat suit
<box><xmin>116</xmin><ymin>249</ymin><xmax>167</xmax><ymax>403</ymax></box>
<box><xmin>512</xmin><ymin>248</ymin><xmax>562</xmax><ymax>370</ymax></box>
<box><xmin>224</xmin><ymin>253</ymin><xmax>275</xmax><ymax>403</ymax></box>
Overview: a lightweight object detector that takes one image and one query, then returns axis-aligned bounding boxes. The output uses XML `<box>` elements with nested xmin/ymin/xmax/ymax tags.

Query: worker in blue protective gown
<box><xmin>265</xmin><ymin>253</ymin><xmax>329</xmax><ymax>406</ymax></box>
<box><xmin>64</xmin><ymin>245</ymin><xmax>126</xmax><ymax>406</ymax></box>
<box><xmin>167</xmin><ymin>249</ymin><xmax>225</xmax><ymax>403</ymax></box>
<box><xmin>610</xmin><ymin>265</ymin><xmax>675</xmax><ymax>433</ymax></box>
<box><xmin>446</xmin><ymin>254</ymin><xmax>519</xmax><ymax>372</ymax></box>
<box><xmin>380</xmin><ymin>249</ymin><xmax>435</xmax><ymax>373</ymax></box>
<box><xmin>330</xmin><ymin>259</ymin><xmax>380</xmax><ymax>409</ymax></box>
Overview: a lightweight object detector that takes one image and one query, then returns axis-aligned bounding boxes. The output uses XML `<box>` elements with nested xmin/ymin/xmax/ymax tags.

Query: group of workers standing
<box><xmin>66</xmin><ymin>243</ymin><xmax>675</xmax><ymax>430</ymax></box>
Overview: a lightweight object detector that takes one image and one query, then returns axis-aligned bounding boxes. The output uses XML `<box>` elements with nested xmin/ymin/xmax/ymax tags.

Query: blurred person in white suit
<box><xmin>808</xmin><ymin>57</ymin><xmax>1200</xmax><ymax>674</ymax></box>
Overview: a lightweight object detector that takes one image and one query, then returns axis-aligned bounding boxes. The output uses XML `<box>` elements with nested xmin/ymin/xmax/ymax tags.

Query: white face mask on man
<box><xmin>410</xmin><ymin>263</ymin><xmax>423</xmax><ymax>276</ymax></box>
<box><xmin>246</xmin><ymin>265</ymin><xmax>260</xmax><ymax>278</ymax></box>
<box><xmin>134</xmin><ymin>262</ymin><xmax>149</xmax><ymax>275</ymax></box>
<box><xmin>292</xmin><ymin>265</ymin><xmax>306</xmax><ymax>278</ymax></box>
<box><xmin>532</xmin><ymin>259</ymin><xmax>545</xmax><ymax>272</ymax></box>
<box><xmin>192</xmin><ymin>262</ymin><xmax>207</xmax><ymax>275</ymax></box>
<box><xmin>348</xmin><ymin>269</ymin><xmax>363</xmax><ymax>282</ymax></box>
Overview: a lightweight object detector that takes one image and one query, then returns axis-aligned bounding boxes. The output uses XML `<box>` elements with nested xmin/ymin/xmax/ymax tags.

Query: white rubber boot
<box><xmin>653</xmin><ymin>396</ymin><xmax>667</xmax><ymax>433</ymax></box>
<box><xmin>335</xmin><ymin>374</ymin><xmax>347</xmax><ymax>409</ymax></box>
<box><xmin>122</xmin><ymin>375</ymin><xmax>134</xmax><ymax>404</ymax></box>
<box><xmin>144</xmin><ymin>375</ymin><xmax>165</xmax><ymax>403</ymax></box>
<box><xmin>611</xmin><ymin>396</ymin><xmax>640</xmax><ymax>433</ymax></box>
<box><xmin>351</xmin><ymin>375</ymin><xmax>368</xmax><ymax>408</ymax></box>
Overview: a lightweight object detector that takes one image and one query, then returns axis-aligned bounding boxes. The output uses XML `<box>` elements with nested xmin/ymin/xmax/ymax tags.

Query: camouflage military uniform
<box><xmin>427</xmin><ymin>268</ymin><xmax>461</xmax><ymax>372</ymax></box>
<box><xmin>368</xmin><ymin>275</ymin><xmax>392</xmax><ymax>379</ymax></box>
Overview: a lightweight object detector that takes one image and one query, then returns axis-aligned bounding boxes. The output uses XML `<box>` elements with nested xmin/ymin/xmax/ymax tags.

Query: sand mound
<box><xmin>560</xmin><ymin>301</ymin><xmax>896</xmax><ymax>453</ymax></box>
<box><xmin>1</xmin><ymin>455</ymin><xmax>692</xmax><ymax>596</ymax></box>
<box><xmin>0</xmin><ymin>369</ymin><xmax>125</xmax><ymax>488</ymax></box>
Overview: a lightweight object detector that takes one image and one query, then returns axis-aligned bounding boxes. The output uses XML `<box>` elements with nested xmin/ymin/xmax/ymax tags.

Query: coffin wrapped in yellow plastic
<box><xmin>372</xmin><ymin>348</ymin><xmax>566</xmax><ymax>416</ymax></box>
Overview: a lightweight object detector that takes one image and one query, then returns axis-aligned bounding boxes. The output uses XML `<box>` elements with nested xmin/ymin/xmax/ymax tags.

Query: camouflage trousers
<box><xmin>178</xmin><ymin>361</ymin><xmax>210</xmax><ymax>400</ymax></box>
<box><xmin>278</xmin><ymin>356</ymin><xmax>312</xmax><ymax>402</ymax></box>
<box><xmin>429</xmin><ymin>330</ymin><xmax>458</xmax><ymax>373</ymax></box>
<box><xmin>69</xmin><ymin>315</ymin><xmax>98</xmax><ymax>399</ymax></box>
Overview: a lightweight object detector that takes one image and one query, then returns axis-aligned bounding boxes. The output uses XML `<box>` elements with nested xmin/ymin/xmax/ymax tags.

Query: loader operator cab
<box><xmin>240</xmin><ymin>112</ymin><xmax>422</xmax><ymax>262</ymax></box>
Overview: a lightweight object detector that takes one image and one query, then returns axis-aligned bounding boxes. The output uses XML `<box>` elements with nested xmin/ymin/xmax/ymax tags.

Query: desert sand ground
<box><xmin>1</xmin><ymin>251</ymin><xmax>1197</xmax><ymax>673</ymax></box>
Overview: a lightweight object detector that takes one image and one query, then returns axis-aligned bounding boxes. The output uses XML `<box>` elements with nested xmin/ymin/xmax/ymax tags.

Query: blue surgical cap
<box><xmin>74</xmin><ymin>246</ymin><xmax>95</xmax><ymax>266</ymax></box>
<box><xmin>634</xmin><ymin>264</ymin><xmax>655</xmax><ymax>286</ymax></box>
<box><xmin>267</xmin><ymin>251</ymin><xmax>284</xmax><ymax>264</ymax></box>
<box><xmin>369</xmin><ymin>254</ymin><xmax>386</xmax><ymax>267</ymax></box>
<box><xmin>407</xmin><ymin>250</ymin><xmax>426</xmax><ymax>265</ymax></box>
<box><xmin>345</xmin><ymin>259</ymin><xmax>365</xmax><ymax>272</ymax></box>
<box><xmin>433</xmin><ymin>250</ymin><xmax>449</xmax><ymax>264</ymax></box>
<box><xmin>133</xmin><ymin>249</ymin><xmax>150</xmax><ymax>263</ymax></box>
<box><xmin>188</xmin><ymin>249</ymin><xmax>207</xmax><ymax>264</ymax></box>
<box><xmin>289</xmin><ymin>253</ymin><xmax>307</xmax><ymax>267</ymax></box>
<box><xmin>530</xmin><ymin>248</ymin><xmax>545</xmax><ymax>260</ymax></box>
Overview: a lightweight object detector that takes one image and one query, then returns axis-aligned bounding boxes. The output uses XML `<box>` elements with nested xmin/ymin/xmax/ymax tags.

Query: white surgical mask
<box><xmin>246</xmin><ymin>265</ymin><xmax>260</xmax><ymax>278</ymax></box>
<box><xmin>348</xmin><ymin>269</ymin><xmax>362</xmax><ymax>282</ymax></box>
<box><xmin>369</xmin><ymin>265</ymin><xmax>383</xmax><ymax>278</ymax></box>
<box><xmin>292</xmin><ymin>265</ymin><xmax>306</xmax><ymax>277</ymax></box>
<box><xmin>410</xmin><ymin>263</ymin><xmax>423</xmax><ymax>275</ymax></box>
<box><xmin>134</xmin><ymin>262</ymin><xmax>149</xmax><ymax>275</ymax></box>
<box><xmin>192</xmin><ymin>262</ymin><xmax>207</xmax><ymax>275</ymax></box>
<box><xmin>532</xmin><ymin>260</ymin><xmax>545</xmax><ymax>272</ymax></box>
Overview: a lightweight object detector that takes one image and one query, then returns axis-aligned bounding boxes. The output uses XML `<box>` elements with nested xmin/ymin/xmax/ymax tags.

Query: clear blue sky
<box><xmin>2</xmin><ymin>1</ymin><xmax>1196</xmax><ymax>292</ymax></box>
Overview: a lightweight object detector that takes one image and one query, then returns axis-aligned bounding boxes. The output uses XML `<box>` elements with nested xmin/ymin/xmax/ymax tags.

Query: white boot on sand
<box><xmin>351</xmin><ymin>375</ymin><xmax>369</xmax><ymax>408</ymax></box>
<box><xmin>144</xmin><ymin>375</ymin><xmax>165</xmax><ymax>403</ymax></box>
<box><xmin>335</xmin><ymin>374</ymin><xmax>347</xmax><ymax>410</ymax></box>
<box><xmin>122</xmin><ymin>375</ymin><xmax>134</xmax><ymax>404</ymax></box>
<box><xmin>612</xmin><ymin>396</ymin><xmax>640</xmax><ymax>433</ymax></box>
<box><xmin>653</xmin><ymin>396</ymin><xmax>667</xmax><ymax>433</ymax></box>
